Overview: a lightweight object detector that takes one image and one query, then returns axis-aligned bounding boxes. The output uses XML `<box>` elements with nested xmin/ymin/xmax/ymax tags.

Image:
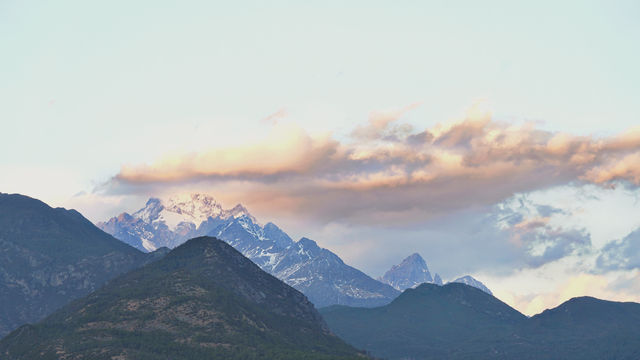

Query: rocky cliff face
<box><xmin>378</xmin><ymin>253</ymin><xmax>434</xmax><ymax>291</ymax></box>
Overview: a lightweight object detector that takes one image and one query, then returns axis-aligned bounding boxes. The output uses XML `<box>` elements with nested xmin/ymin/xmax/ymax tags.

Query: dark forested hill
<box><xmin>0</xmin><ymin>193</ymin><xmax>160</xmax><ymax>337</ymax></box>
<box><xmin>321</xmin><ymin>283</ymin><xmax>640</xmax><ymax>360</ymax></box>
<box><xmin>0</xmin><ymin>237</ymin><xmax>364</xmax><ymax>360</ymax></box>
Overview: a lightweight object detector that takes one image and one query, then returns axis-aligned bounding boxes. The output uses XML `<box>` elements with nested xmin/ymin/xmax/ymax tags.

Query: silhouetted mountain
<box><xmin>100</xmin><ymin>194</ymin><xmax>399</xmax><ymax>307</ymax></box>
<box><xmin>0</xmin><ymin>237</ymin><xmax>364</xmax><ymax>360</ymax></box>
<box><xmin>321</xmin><ymin>283</ymin><xmax>640</xmax><ymax>359</ymax></box>
<box><xmin>521</xmin><ymin>296</ymin><xmax>640</xmax><ymax>359</ymax></box>
<box><xmin>0</xmin><ymin>193</ymin><xmax>163</xmax><ymax>338</ymax></box>
<box><xmin>321</xmin><ymin>283</ymin><xmax>525</xmax><ymax>359</ymax></box>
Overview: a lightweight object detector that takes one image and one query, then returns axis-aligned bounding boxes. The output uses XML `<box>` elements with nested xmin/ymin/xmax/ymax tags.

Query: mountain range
<box><xmin>98</xmin><ymin>194</ymin><xmax>492</xmax><ymax>306</ymax></box>
<box><xmin>0</xmin><ymin>193</ymin><xmax>166</xmax><ymax>338</ymax></box>
<box><xmin>2</xmin><ymin>192</ymin><xmax>640</xmax><ymax>358</ymax></box>
<box><xmin>378</xmin><ymin>252</ymin><xmax>492</xmax><ymax>295</ymax></box>
<box><xmin>321</xmin><ymin>283</ymin><xmax>640</xmax><ymax>359</ymax></box>
<box><xmin>0</xmin><ymin>237</ymin><xmax>364</xmax><ymax>359</ymax></box>
<box><xmin>99</xmin><ymin>194</ymin><xmax>400</xmax><ymax>308</ymax></box>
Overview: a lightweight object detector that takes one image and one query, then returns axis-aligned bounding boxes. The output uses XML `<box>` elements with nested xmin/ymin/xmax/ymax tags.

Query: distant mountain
<box><xmin>97</xmin><ymin>194</ymin><xmax>253</xmax><ymax>251</ymax></box>
<box><xmin>0</xmin><ymin>193</ymin><xmax>164</xmax><ymax>338</ymax></box>
<box><xmin>321</xmin><ymin>283</ymin><xmax>640</xmax><ymax>359</ymax></box>
<box><xmin>379</xmin><ymin>253</ymin><xmax>490</xmax><ymax>295</ymax></box>
<box><xmin>267</xmin><ymin>237</ymin><xmax>399</xmax><ymax>308</ymax></box>
<box><xmin>100</xmin><ymin>194</ymin><xmax>399</xmax><ymax>307</ymax></box>
<box><xmin>433</xmin><ymin>273</ymin><xmax>443</xmax><ymax>285</ymax></box>
<box><xmin>450</xmin><ymin>275</ymin><xmax>492</xmax><ymax>295</ymax></box>
<box><xmin>378</xmin><ymin>253</ymin><xmax>434</xmax><ymax>290</ymax></box>
<box><xmin>0</xmin><ymin>237</ymin><xmax>364</xmax><ymax>360</ymax></box>
<box><xmin>321</xmin><ymin>283</ymin><xmax>526</xmax><ymax>360</ymax></box>
<box><xmin>522</xmin><ymin>296</ymin><xmax>640</xmax><ymax>359</ymax></box>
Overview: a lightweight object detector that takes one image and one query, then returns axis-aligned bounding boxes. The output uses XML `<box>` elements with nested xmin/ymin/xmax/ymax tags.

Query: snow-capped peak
<box><xmin>449</xmin><ymin>275</ymin><xmax>493</xmax><ymax>295</ymax></box>
<box><xmin>378</xmin><ymin>253</ymin><xmax>434</xmax><ymax>291</ymax></box>
<box><xmin>165</xmin><ymin>193</ymin><xmax>225</xmax><ymax>222</ymax></box>
<box><xmin>132</xmin><ymin>198</ymin><xmax>164</xmax><ymax>224</ymax></box>
<box><xmin>131</xmin><ymin>193</ymin><xmax>255</xmax><ymax>231</ymax></box>
<box><xmin>225</xmin><ymin>204</ymin><xmax>257</xmax><ymax>223</ymax></box>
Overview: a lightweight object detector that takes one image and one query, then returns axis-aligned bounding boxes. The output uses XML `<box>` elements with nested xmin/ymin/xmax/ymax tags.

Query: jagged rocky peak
<box><xmin>433</xmin><ymin>273</ymin><xmax>443</xmax><ymax>285</ymax></box>
<box><xmin>0</xmin><ymin>237</ymin><xmax>362</xmax><ymax>359</ymax></box>
<box><xmin>450</xmin><ymin>275</ymin><xmax>492</xmax><ymax>295</ymax></box>
<box><xmin>127</xmin><ymin>193</ymin><xmax>257</xmax><ymax>230</ymax></box>
<box><xmin>379</xmin><ymin>252</ymin><xmax>434</xmax><ymax>291</ymax></box>
<box><xmin>165</xmin><ymin>193</ymin><xmax>225</xmax><ymax>220</ymax></box>
<box><xmin>99</xmin><ymin>193</ymin><xmax>400</xmax><ymax>308</ymax></box>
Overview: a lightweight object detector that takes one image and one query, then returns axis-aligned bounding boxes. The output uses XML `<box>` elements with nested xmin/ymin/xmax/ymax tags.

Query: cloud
<box><xmin>102</xmin><ymin>106</ymin><xmax>640</xmax><ymax>225</ymax></box>
<box><xmin>596</xmin><ymin>228</ymin><xmax>640</xmax><ymax>271</ymax></box>
<box><xmin>262</xmin><ymin>108</ymin><xmax>288</xmax><ymax>125</ymax></box>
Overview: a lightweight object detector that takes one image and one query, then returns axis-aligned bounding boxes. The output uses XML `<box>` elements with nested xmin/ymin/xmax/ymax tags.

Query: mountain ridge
<box><xmin>0</xmin><ymin>236</ymin><xmax>364</xmax><ymax>359</ymax></box>
<box><xmin>321</xmin><ymin>283</ymin><xmax>640</xmax><ymax>359</ymax></box>
<box><xmin>0</xmin><ymin>193</ymin><xmax>163</xmax><ymax>338</ymax></box>
<box><xmin>99</xmin><ymin>194</ymin><xmax>400</xmax><ymax>308</ymax></box>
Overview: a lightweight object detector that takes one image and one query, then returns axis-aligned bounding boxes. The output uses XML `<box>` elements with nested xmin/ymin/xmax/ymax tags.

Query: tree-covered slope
<box><xmin>321</xmin><ymin>283</ymin><xmax>640</xmax><ymax>360</ymax></box>
<box><xmin>0</xmin><ymin>237</ymin><xmax>364</xmax><ymax>360</ymax></box>
<box><xmin>0</xmin><ymin>193</ymin><xmax>157</xmax><ymax>337</ymax></box>
<box><xmin>321</xmin><ymin>283</ymin><xmax>526</xmax><ymax>359</ymax></box>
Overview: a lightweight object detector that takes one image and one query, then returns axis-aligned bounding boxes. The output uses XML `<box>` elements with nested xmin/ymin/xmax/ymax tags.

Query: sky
<box><xmin>2</xmin><ymin>0</ymin><xmax>640</xmax><ymax>315</ymax></box>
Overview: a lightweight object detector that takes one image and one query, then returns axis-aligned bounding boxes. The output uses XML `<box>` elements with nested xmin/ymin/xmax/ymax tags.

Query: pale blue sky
<box><xmin>2</xmin><ymin>1</ymin><xmax>640</xmax><ymax>314</ymax></box>
<box><xmin>2</xmin><ymin>1</ymin><xmax>639</xmax><ymax>190</ymax></box>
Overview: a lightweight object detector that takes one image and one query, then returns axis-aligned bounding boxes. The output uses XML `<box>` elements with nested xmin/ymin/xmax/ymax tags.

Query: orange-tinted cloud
<box><xmin>106</xmin><ymin>108</ymin><xmax>640</xmax><ymax>224</ymax></box>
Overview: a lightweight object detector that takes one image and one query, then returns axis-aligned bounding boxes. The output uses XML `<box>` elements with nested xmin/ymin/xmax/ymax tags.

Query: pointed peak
<box><xmin>449</xmin><ymin>275</ymin><xmax>492</xmax><ymax>295</ymax></box>
<box><xmin>145</xmin><ymin>197</ymin><xmax>162</xmax><ymax>206</ymax></box>
<box><xmin>229</xmin><ymin>203</ymin><xmax>250</xmax><ymax>216</ymax></box>
<box><xmin>298</xmin><ymin>237</ymin><xmax>319</xmax><ymax>249</ymax></box>
<box><xmin>399</xmin><ymin>253</ymin><xmax>428</xmax><ymax>269</ymax></box>
<box><xmin>433</xmin><ymin>273</ymin><xmax>443</xmax><ymax>286</ymax></box>
<box><xmin>264</xmin><ymin>222</ymin><xmax>278</xmax><ymax>229</ymax></box>
<box><xmin>404</xmin><ymin>253</ymin><xmax>426</xmax><ymax>263</ymax></box>
<box><xmin>116</xmin><ymin>212</ymin><xmax>134</xmax><ymax>222</ymax></box>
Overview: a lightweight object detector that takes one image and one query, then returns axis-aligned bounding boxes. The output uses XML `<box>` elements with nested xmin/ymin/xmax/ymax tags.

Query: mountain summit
<box><xmin>378</xmin><ymin>253</ymin><xmax>434</xmax><ymax>291</ymax></box>
<box><xmin>450</xmin><ymin>275</ymin><xmax>492</xmax><ymax>295</ymax></box>
<box><xmin>98</xmin><ymin>193</ymin><xmax>254</xmax><ymax>251</ymax></box>
<box><xmin>321</xmin><ymin>284</ymin><xmax>640</xmax><ymax>360</ymax></box>
<box><xmin>0</xmin><ymin>237</ymin><xmax>363</xmax><ymax>359</ymax></box>
<box><xmin>99</xmin><ymin>193</ymin><xmax>399</xmax><ymax>308</ymax></box>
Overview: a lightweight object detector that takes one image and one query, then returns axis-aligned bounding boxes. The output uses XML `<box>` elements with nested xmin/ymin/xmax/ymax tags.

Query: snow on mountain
<box><xmin>450</xmin><ymin>275</ymin><xmax>493</xmax><ymax>295</ymax></box>
<box><xmin>378</xmin><ymin>253</ymin><xmax>435</xmax><ymax>291</ymax></box>
<box><xmin>433</xmin><ymin>273</ymin><xmax>443</xmax><ymax>285</ymax></box>
<box><xmin>98</xmin><ymin>193</ymin><xmax>399</xmax><ymax>307</ymax></box>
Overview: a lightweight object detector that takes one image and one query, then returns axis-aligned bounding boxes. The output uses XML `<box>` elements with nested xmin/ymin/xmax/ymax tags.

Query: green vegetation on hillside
<box><xmin>321</xmin><ymin>283</ymin><xmax>640</xmax><ymax>360</ymax></box>
<box><xmin>0</xmin><ymin>193</ymin><xmax>152</xmax><ymax>337</ymax></box>
<box><xmin>0</xmin><ymin>237</ymin><xmax>364</xmax><ymax>360</ymax></box>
